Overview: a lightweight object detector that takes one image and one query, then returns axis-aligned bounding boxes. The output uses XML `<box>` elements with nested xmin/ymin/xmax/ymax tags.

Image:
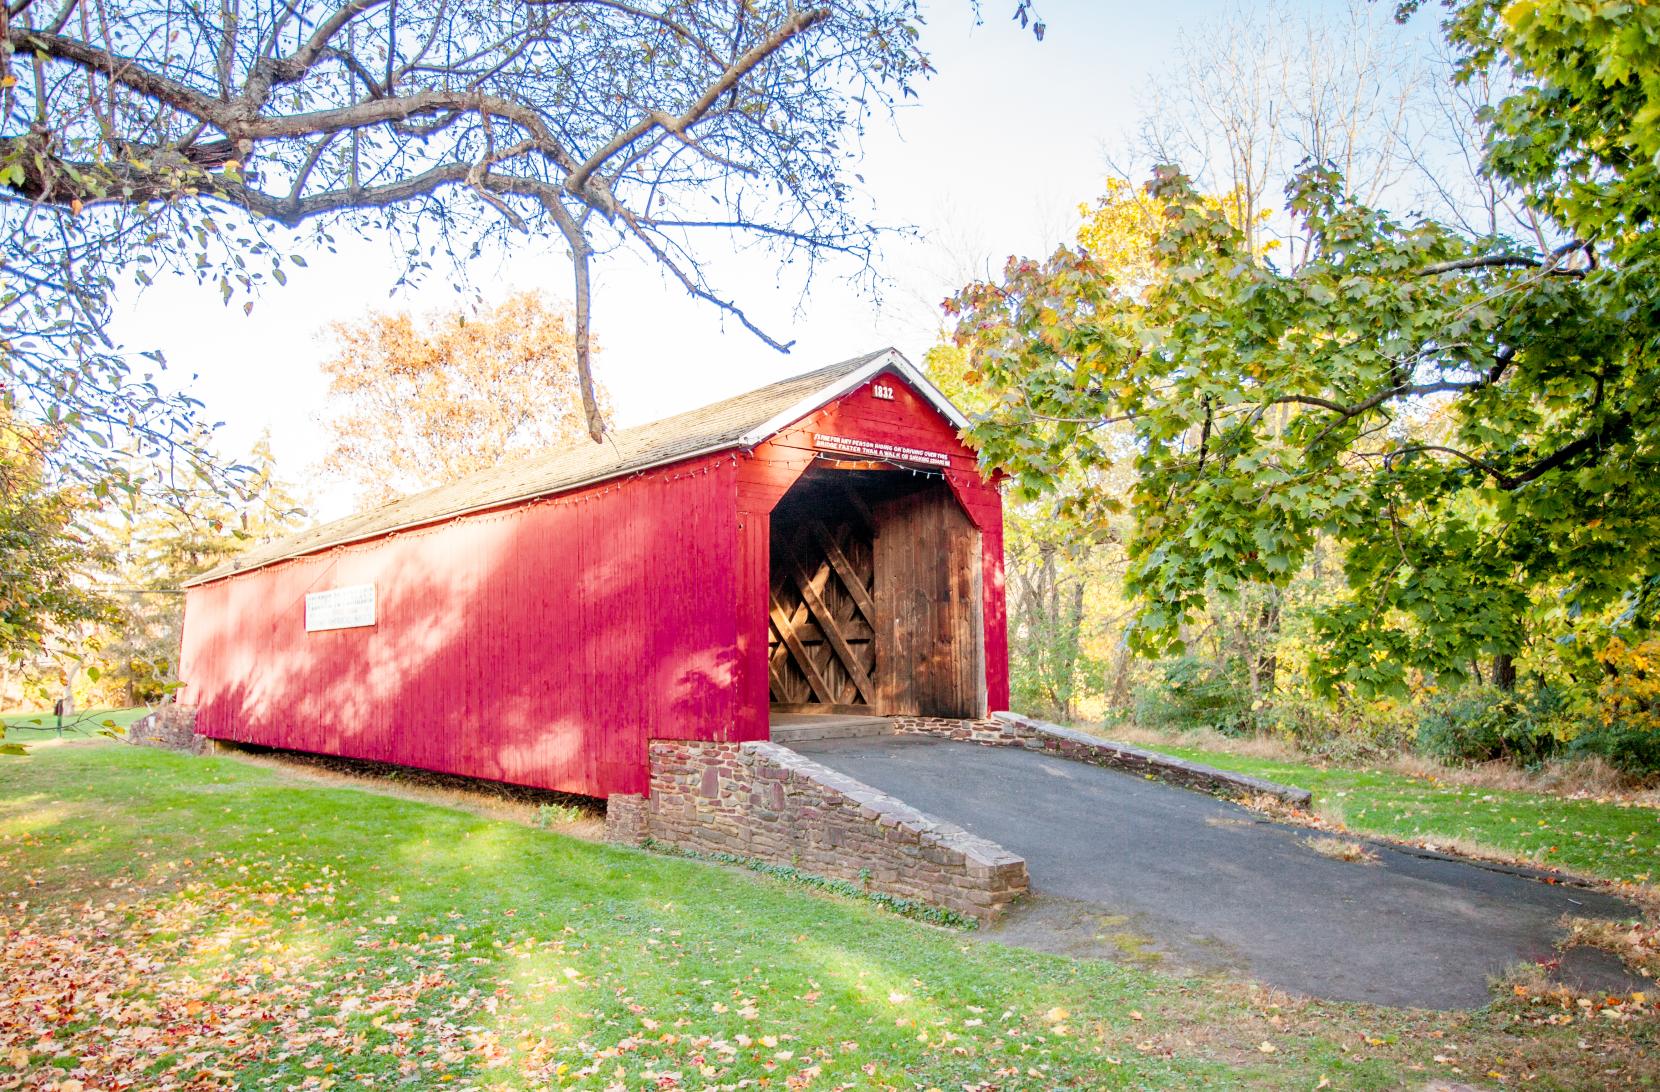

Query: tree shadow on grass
<box><xmin>8</xmin><ymin>745</ymin><xmax>1657</xmax><ymax>1090</ymax></box>
<box><xmin>0</xmin><ymin>749</ymin><xmax>1214</xmax><ymax>1088</ymax></box>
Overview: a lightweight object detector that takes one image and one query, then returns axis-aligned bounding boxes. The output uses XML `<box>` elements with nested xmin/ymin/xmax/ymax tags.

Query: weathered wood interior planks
<box><xmin>873</xmin><ymin>481</ymin><xmax>984</xmax><ymax>718</ymax></box>
<box><xmin>768</xmin><ymin>468</ymin><xmax>984</xmax><ymax>719</ymax></box>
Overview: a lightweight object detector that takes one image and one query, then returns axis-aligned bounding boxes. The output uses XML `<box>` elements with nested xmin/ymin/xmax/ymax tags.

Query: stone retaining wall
<box><xmin>893</xmin><ymin>711</ymin><xmax>1313</xmax><ymax>808</ymax></box>
<box><xmin>128</xmin><ymin>705</ymin><xmax>216</xmax><ymax>755</ymax></box>
<box><xmin>606</xmin><ymin>740</ymin><xmax>1029</xmax><ymax>921</ymax></box>
<box><xmin>888</xmin><ymin>715</ymin><xmax>1006</xmax><ymax>743</ymax></box>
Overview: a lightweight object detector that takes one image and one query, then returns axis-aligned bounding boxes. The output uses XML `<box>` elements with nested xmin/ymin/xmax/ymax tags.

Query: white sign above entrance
<box><xmin>305</xmin><ymin>584</ymin><xmax>377</xmax><ymax>632</ymax></box>
<box><xmin>813</xmin><ymin>433</ymin><xmax>951</xmax><ymax>469</ymax></box>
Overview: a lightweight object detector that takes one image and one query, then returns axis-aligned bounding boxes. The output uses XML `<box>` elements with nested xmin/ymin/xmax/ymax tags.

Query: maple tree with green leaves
<box><xmin>950</xmin><ymin>0</ymin><xmax>1660</xmax><ymax>712</ymax></box>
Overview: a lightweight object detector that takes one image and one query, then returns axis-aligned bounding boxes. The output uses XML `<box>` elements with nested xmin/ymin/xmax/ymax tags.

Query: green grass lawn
<box><xmin>2</xmin><ymin>705</ymin><xmax>152</xmax><ymax>737</ymax></box>
<box><xmin>1128</xmin><ymin>740</ymin><xmax>1660</xmax><ymax>890</ymax></box>
<box><xmin>0</xmin><ymin>744</ymin><xmax>1654</xmax><ymax>1090</ymax></box>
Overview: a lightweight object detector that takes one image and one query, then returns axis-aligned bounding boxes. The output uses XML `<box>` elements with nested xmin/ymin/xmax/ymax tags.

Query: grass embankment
<box><xmin>1</xmin><ymin>744</ymin><xmax>1655</xmax><ymax>1090</ymax></box>
<box><xmin>1104</xmin><ymin>731</ymin><xmax>1660</xmax><ymax>891</ymax></box>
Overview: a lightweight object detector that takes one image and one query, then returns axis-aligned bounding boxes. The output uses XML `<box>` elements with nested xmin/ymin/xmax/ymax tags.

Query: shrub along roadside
<box><xmin>1127</xmin><ymin>670</ymin><xmax>1660</xmax><ymax>782</ymax></box>
<box><xmin>1413</xmin><ymin>688</ymin><xmax>1567</xmax><ymax>768</ymax></box>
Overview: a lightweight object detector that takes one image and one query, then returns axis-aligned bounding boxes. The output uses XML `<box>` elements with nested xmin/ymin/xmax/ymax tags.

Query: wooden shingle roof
<box><xmin>189</xmin><ymin>347</ymin><xmax>963</xmax><ymax>586</ymax></box>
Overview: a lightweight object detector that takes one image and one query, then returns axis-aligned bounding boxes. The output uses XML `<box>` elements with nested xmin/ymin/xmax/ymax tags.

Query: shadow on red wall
<box><xmin>181</xmin><ymin>456</ymin><xmax>744</xmax><ymax>798</ymax></box>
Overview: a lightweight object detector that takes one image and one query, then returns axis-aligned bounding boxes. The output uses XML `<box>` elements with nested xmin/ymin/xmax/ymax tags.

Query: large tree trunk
<box><xmin>1492</xmin><ymin>652</ymin><xmax>1517</xmax><ymax>693</ymax></box>
<box><xmin>1254</xmin><ymin>592</ymin><xmax>1280</xmax><ymax>695</ymax></box>
<box><xmin>1053</xmin><ymin>578</ymin><xmax>1087</xmax><ymax>720</ymax></box>
<box><xmin>1105</xmin><ymin>642</ymin><xmax>1135</xmax><ymax>713</ymax></box>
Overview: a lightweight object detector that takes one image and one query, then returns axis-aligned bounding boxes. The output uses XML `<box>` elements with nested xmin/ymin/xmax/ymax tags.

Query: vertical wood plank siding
<box><xmin>179</xmin><ymin>454</ymin><xmax>740</xmax><ymax>797</ymax></box>
<box><xmin>179</xmin><ymin>367</ymin><xmax>1007</xmax><ymax>798</ymax></box>
<box><xmin>734</xmin><ymin>373</ymin><xmax>1009</xmax><ymax>739</ymax></box>
<box><xmin>874</xmin><ymin>487</ymin><xmax>984</xmax><ymax>718</ymax></box>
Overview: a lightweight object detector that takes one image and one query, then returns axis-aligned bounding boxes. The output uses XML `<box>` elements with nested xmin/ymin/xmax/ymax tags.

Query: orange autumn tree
<box><xmin>319</xmin><ymin>291</ymin><xmax>607</xmax><ymax>505</ymax></box>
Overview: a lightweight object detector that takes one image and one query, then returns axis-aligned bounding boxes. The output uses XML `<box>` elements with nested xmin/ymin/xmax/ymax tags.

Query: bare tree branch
<box><xmin>2</xmin><ymin>0</ymin><xmax>960</xmax><ymax>445</ymax></box>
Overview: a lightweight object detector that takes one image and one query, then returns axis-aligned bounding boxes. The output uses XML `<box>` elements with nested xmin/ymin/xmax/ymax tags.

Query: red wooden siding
<box><xmin>179</xmin><ymin>364</ymin><xmax>1007</xmax><ymax>799</ymax></box>
<box><xmin>733</xmin><ymin>371</ymin><xmax>1009</xmax><ymax>739</ymax></box>
<box><xmin>179</xmin><ymin>454</ymin><xmax>741</xmax><ymax>797</ymax></box>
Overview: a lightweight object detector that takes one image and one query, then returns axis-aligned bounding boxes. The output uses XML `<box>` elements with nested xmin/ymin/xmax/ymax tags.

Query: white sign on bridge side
<box><xmin>305</xmin><ymin>584</ymin><xmax>377</xmax><ymax>632</ymax></box>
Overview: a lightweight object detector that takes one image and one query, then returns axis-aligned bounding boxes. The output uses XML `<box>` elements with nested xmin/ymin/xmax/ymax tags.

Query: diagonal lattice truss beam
<box><xmin>768</xmin><ymin>518</ymin><xmax>875</xmax><ymax>708</ymax></box>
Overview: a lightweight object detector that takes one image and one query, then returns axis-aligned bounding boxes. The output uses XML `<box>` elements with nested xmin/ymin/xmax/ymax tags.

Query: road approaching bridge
<box><xmin>791</xmin><ymin>733</ymin><xmax>1638</xmax><ymax>1009</ymax></box>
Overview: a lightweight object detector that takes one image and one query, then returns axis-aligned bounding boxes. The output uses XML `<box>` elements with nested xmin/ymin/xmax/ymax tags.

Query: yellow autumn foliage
<box><xmin>1595</xmin><ymin>637</ymin><xmax>1660</xmax><ymax>734</ymax></box>
<box><xmin>319</xmin><ymin>290</ymin><xmax>606</xmax><ymax>504</ymax></box>
<box><xmin>1075</xmin><ymin>178</ymin><xmax>1273</xmax><ymax>296</ymax></box>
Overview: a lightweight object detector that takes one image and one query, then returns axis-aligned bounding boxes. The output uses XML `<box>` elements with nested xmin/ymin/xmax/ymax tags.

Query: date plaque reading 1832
<box><xmin>305</xmin><ymin>584</ymin><xmax>377</xmax><ymax>632</ymax></box>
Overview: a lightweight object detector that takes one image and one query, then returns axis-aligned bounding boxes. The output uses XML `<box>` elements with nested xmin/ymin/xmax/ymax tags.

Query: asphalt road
<box><xmin>789</xmin><ymin>733</ymin><xmax>1640</xmax><ymax>1009</ymax></box>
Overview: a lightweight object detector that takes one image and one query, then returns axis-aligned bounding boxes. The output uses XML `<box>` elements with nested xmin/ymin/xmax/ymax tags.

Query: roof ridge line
<box><xmin>186</xmin><ymin>347</ymin><xmax>955</xmax><ymax>587</ymax></box>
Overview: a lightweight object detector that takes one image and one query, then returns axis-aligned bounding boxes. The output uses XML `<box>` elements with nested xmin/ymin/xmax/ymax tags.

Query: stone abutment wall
<box><xmin>606</xmin><ymin>740</ymin><xmax>1028</xmax><ymax>922</ymax></box>
<box><xmin>893</xmin><ymin>711</ymin><xmax>1313</xmax><ymax>808</ymax></box>
<box><xmin>127</xmin><ymin>705</ymin><xmax>215</xmax><ymax>755</ymax></box>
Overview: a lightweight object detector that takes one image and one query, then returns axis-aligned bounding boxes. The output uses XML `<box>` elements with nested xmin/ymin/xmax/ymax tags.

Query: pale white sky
<box><xmin>109</xmin><ymin>0</ymin><xmax>1439</xmax><ymax>520</ymax></box>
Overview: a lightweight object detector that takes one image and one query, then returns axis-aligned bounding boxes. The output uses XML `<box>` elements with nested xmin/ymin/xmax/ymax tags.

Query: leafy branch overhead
<box><xmin>950</xmin><ymin>0</ymin><xmax>1660</xmax><ymax>700</ymax></box>
<box><xmin>1</xmin><ymin>0</ymin><xmax>1036</xmax><ymax>448</ymax></box>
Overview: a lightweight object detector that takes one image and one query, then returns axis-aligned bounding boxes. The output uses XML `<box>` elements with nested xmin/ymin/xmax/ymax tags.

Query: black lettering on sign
<box><xmin>812</xmin><ymin>433</ymin><xmax>951</xmax><ymax>468</ymax></box>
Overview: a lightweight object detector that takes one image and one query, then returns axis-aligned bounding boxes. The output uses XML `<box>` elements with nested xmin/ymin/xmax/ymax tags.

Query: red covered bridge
<box><xmin>178</xmin><ymin>349</ymin><xmax>1008</xmax><ymax>798</ymax></box>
